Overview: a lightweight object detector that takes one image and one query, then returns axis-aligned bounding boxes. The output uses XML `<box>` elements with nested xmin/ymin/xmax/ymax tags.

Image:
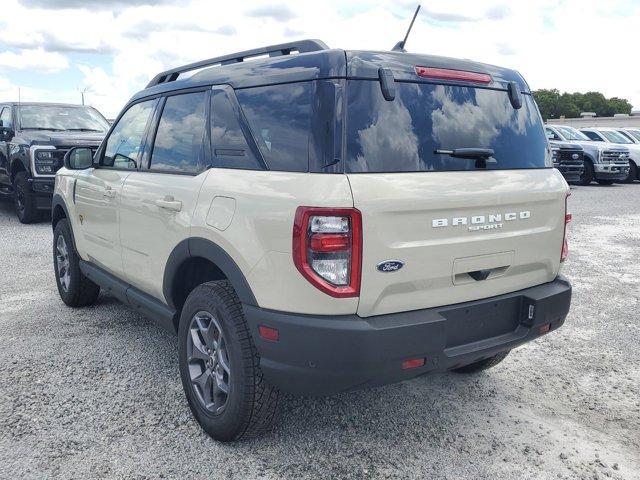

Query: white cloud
<box><xmin>2</xmin><ymin>0</ymin><xmax>640</xmax><ymax>118</ymax></box>
<box><xmin>0</xmin><ymin>48</ymin><xmax>69</xmax><ymax>73</ymax></box>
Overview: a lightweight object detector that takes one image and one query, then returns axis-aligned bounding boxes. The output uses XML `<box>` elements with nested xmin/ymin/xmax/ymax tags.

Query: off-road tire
<box><xmin>623</xmin><ymin>161</ymin><xmax>638</xmax><ymax>183</ymax></box>
<box><xmin>53</xmin><ymin>219</ymin><xmax>100</xmax><ymax>307</ymax></box>
<box><xmin>452</xmin><ymin>351</ymin><xmax>510</xmax><ymax>374</ymax></box>
<box><xmin>13</xmin><ymin>171</ymin><xmax>39</xmax><ymax>223</ymax></box>
<box><xmin>577</xmin><ymin>160</ymin><xmax>594</xmax><ymax>186</ymax></box>
<box><xmin>178</xmin><ymin>281</ymin><xmax>279</xmax><ymax>441</ymax></box>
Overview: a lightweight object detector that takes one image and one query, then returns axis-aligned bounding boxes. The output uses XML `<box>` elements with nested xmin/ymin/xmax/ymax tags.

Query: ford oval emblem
<box><xmin>377</xmin><ymin>260</ymin><xmax>404</xmax><ymax>273</ymax></box>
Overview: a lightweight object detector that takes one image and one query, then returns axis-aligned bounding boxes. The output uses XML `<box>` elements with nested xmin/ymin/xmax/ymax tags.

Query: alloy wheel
<box><xmin>55</xmin><ymin>235</ymin><xmax>71</xmax><ymax>292</ymax></box>
<box><xmin>187</xmin><ymin>311</ymin><xmax>231</xmax><ymax>414</ymax></box>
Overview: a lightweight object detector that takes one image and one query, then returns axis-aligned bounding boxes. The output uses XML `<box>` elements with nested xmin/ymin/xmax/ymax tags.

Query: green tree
<box><xmin>532</xmin><ymin>89</ymin><xmax>633</xmax><ymax>120</ymax></box>
<box><xmin>606</xmin><ymin>97</ymin><xmax>632</xmax><ymax>116</ymax></box>
<box><xmin>532</xmin><ymin>89</ymin><xmax>560</xmax><ymax>120</ymax></box>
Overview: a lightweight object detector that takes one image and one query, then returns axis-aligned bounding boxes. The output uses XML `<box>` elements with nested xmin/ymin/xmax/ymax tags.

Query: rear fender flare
<box><xmin>163</xmin><ymin>237</ymin><xmax>257</xmax><ymax>310</ymax></box>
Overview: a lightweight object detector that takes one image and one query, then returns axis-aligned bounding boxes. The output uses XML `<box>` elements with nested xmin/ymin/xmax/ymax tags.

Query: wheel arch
<box><xmin>51</xmin><ymin>194</ymin><xmax>69</xmax><ymax>229</ymax></box>
<box><xmin>9</xmin><ymin>157</ymin><xmax>26</xmax><ymax>181</ymax></box>
<box><xmin>163</xmin><ymin>238</ymin><xmax>258</xmax><ymax>315</ymax></box>
<box><xmin>50</xmin><ymin>194</ymin><xmax>81</xmax><ymax>254</ymax></box>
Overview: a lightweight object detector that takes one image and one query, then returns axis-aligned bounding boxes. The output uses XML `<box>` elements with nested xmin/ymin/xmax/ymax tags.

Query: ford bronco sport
<box><xmin>0</xmin><ymin>102</ymin><xmax>108</xmax><ymax>223</ymax></box>
<box><xmin>52</xmin><ymin>40</ymin><xmax>572</xmax><ymax>441</ymax></box>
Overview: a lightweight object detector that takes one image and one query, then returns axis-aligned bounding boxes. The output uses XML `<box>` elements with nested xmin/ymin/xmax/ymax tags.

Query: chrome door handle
<box><xmin>103</xmin><ymin>187</ymin><xmax>116</xmax><ymax>198</ymax></box>
<box><xmin>154</xmin><ymin>196</ymin><xmax>182</xmax><ymax>212</ymax></box>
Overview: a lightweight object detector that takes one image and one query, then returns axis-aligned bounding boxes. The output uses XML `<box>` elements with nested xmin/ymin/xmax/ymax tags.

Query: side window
<box><xmin>103</xmin><ymin>99</ymin><xmax>157</xmax><ymax>169</ymax></box>
<box><xmin>545</xmin><ymin>128</ymin><xmax>561</xmax><ymax>141</ymax></box>
<box><xmin>236</xmin><ymin>82</ymin><xmax>312</xmax><ymax>172</ymax></box>
<box><xmin>150</xmin><ymin>91</ymin><xmax>206</xmax><ymax>174</ymax></box>
<box><xmin>0</xmin><ymin>107</ymin><xmax>13</xmax><ymax>129</ymax></box>
<box><xmin>211</xmin><ymin>88</ymin><xmax>262</xmax><ymax>170</ymax></box>
<box><xmin>582</xmin><ymin>131</ymin><xmax>603</xmax><ymax>141</ymax></box>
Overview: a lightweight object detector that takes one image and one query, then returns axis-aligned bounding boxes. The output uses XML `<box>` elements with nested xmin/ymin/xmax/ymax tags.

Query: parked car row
<box><xmin>0</xmin><ymin>102</ymin><xmax>108</xmax><ymax>223</ymax></box>
<box><xmin>546</xmin><ymin>124</ymin><xmax>639</xmax><ymax>185</ymax></box>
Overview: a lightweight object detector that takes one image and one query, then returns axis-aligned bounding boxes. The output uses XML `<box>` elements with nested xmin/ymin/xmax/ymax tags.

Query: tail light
<box><xmin>293</xmin><ymin>207</ymin><xmax>362</xmax><ymax>298</ymax></box>
<box><xmin>415</xmin><ymin>66</ymin><xmax>492</xmax><ymax>84</ymax></box>
<box><xmin>561</xmin><ymin>192</ymin><xmax>572</xmax><ymax>262</ymax></box>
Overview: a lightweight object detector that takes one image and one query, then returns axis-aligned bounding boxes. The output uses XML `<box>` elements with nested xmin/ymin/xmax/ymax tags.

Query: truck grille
<box><xmin>601</xmin><ymin>151</ymin><xmax>629</xmax><ymax>164</ymax></box>
<box><xmin>558</xmin><ymin>149</ymin><xmax>583</xmax><ymax>164</ymax></box>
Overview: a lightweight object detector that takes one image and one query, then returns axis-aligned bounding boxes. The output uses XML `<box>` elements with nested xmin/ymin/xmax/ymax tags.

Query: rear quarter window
<box><xmin>235</xmin><ymin>83</ymin><xmax>312</xmax><ymax>172</ymax></box>
<box><xmin>346</xmin><ymin>80</ymin><xmax>549</xmax><ymax>173</ymax></box>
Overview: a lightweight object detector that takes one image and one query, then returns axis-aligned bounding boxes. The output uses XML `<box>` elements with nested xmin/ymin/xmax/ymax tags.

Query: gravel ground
<box><xmin>0</xmin><ymin>184</ymin><xmax>638</xmax><ymax>480</ymax></box>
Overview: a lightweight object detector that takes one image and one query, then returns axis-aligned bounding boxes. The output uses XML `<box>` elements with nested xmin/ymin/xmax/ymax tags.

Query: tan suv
<box><xmin>51</xmin><ymin>40</ymin><xmax>573</xmax><ymax>441</ymax></box>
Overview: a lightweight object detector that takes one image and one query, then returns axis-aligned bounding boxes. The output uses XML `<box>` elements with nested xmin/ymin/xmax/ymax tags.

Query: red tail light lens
<box><xmin>293</xmin><ymin>207</ymin><xmax>362</xmax><ymax>298</ymax></box>
<box><xmin>415</xmin><ymin>66</ymin><xmax>491</xmax><ymax>84</ymax></box>
<box><xmin>561</xmin><ymin>193</ymin><xmax>571</xmax><ymax>263</ymax></box>
<box><xmin>402</xmin><ymin>358</ymin><xmax>426</xmax><ymax>370</ymax></box>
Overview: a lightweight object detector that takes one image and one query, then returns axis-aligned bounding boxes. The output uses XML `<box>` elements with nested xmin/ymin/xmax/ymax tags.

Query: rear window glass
<box><xmin>235</xmin><ymin>83</ymin><xmax>312</xmax><ymax>172</ymax></box>
<box><xmin>345</xmin><ymin>81</ymin><xmax>548</xmax><ymax>173</ymax></box>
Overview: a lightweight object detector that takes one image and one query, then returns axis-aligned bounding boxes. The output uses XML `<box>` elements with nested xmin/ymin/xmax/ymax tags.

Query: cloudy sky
<box><xmin>1</xmin><ymin>0</ymin><xmax>639</xmax><ymax>118</ymax></box>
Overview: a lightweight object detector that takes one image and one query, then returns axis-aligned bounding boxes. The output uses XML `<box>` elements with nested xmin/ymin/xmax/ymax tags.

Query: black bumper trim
<box><xmin>28</xmin><ymin>177</ymin><xmax>55</xmax><ymax>209</ymax></box>
<box><xmin>244</xmin><ymin>276</ymin><xmax>572</xmax><ymax>395</ymax></box>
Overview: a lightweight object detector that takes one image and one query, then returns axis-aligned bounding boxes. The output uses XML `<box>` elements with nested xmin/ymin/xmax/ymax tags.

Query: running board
<box><xmin>79</xmin><ymin>260</ymin><xmax>178</xmax><ymax>333</ymax></box>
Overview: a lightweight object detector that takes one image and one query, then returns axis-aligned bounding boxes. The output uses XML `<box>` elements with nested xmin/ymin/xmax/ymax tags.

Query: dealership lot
<box><xmin>0</xmin><ymin>184</ymin><xmax>638</xmax><ymax>480</ymax></box>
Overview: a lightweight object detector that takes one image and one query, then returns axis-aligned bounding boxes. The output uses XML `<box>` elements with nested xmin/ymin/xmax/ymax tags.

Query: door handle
<box><xmin>154</xmin><ymin>196</ymin><xmax>182</xmax><ymax>212</ymax></box>
<box><xmin>103</xmin><ymin>186</ymin><xmax>116</xmax><ymax>198</ymax></box>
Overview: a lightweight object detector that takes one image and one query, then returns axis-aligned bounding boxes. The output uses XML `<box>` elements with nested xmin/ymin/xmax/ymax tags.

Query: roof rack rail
<box><xmin>146</xmin><ymin>39</ymin><xmax>329</xmax><ymax>88</ymax></box>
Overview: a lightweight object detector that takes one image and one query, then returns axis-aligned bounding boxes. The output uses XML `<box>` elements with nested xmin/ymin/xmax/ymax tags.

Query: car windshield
<box><xmin>555</xmin><ymin>126</ymin><xmax>590</xmax><ymax>141</ymax></box>
<box><xmin>600</xmin><ymin>130</ymin><xmax>632</xmax><ymax>144</ymax></box>
<box><xmin>626</xmin><ymin>129</ymin><xmax>640</xmax><ymax>142</ymax></box>
<box><xmin>18</xmin><ymin>105</ymin><xmax>110</xmax><ymax>132</ymax></box>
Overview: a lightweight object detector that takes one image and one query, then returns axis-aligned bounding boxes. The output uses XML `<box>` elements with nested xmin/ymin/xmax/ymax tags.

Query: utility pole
<box><xmin>79</xmin><ymin>87</ymin><xmax>89</xmax><ymax>105</ymax></box>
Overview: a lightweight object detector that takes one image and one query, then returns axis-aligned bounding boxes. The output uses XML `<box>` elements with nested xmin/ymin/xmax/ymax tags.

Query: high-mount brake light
<box><xmin>293</xmin><ymin>207</ymin><xmax>362</xmax><ymax>298</ymax></box>
<box><xmin>561</xmin><ymin>192</ymin><xmax>572</xmax><ymax>263</ymax></box>
<box><xmin>415</xmin><ymin>66</ymin><xmax>492</xmax><ymax>84</ymax></box>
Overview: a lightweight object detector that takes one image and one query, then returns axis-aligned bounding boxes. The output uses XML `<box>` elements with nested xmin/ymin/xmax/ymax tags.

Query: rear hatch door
<box><xmin>343</xmin><ymin>76</ymin><xmax>568</xmax><ymax>317</ymax></box>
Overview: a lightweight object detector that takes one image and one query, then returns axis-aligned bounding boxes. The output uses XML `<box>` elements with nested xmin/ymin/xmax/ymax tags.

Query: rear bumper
<box><xmin>244</xmin><ymin>276</ymin><xmax>572</xmax><ymax>395</ymax></box>
<box><xmin>27</xmin><ymin>177</ymin><xmax>54</xmax><ymax>209</ymax></box>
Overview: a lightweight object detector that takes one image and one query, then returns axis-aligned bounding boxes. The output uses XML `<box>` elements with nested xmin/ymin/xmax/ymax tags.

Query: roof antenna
<box><xmin>392</xmin><ymin>5</ymin><xmax>421</xmax><ymax>52</ymax></box>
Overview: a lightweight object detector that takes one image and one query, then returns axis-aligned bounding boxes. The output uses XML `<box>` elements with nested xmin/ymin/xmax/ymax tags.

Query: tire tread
<box><xmin>182</xmin><ymin>281</ymin><xmax>279</xmax><ymax>441</ymax></box>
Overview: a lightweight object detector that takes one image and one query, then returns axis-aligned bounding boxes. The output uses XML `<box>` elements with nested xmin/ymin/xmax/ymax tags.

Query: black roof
<box><xmin>131</xmin><ymin>39</ymin><xmax>530</xmax><ymax>103</ymax></box>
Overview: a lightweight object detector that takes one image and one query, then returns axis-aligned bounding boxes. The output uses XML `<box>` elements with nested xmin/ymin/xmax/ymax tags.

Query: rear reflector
<box><xmin>538</xmin><ymin>323</ymin><xmax>551</xmax><ymax>335</ymax></box>
<box><xmin>415</xmin><ymin>66</ymin><xmax>491</xmax><ymax>84</ymax></box>
<box><xmin>401</xmin><ymin>358</ymin><xmax>426</xmax><ymax>370</ymax></box>
<box><xmin>258</xmin><ymin>325</ymin><xmax>279</xmax><ymax>342</ymax></box>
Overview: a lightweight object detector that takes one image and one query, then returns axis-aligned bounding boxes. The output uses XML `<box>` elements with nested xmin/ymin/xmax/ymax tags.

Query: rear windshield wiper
<box><xmin>435</xmin><ymin>148</ymin><xmax>497</xmax><ymax>168</ymax></box>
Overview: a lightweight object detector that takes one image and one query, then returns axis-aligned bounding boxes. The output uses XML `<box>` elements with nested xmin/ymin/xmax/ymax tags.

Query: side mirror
<box><xmin>64</xmin><ymin>147</ymin><xmax>94</xmax><ymax>170</ymax></box>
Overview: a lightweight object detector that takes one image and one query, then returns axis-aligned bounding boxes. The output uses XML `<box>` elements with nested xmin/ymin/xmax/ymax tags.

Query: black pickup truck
<box><xmin>548</xmin><ymin>140</ymin><xmax>585</xmax><ymax>184</ymax></box>
<box><xmin>0</xmin><ymin>102</ymin><xmax>108</xmax><ymax>223</ymax></box>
